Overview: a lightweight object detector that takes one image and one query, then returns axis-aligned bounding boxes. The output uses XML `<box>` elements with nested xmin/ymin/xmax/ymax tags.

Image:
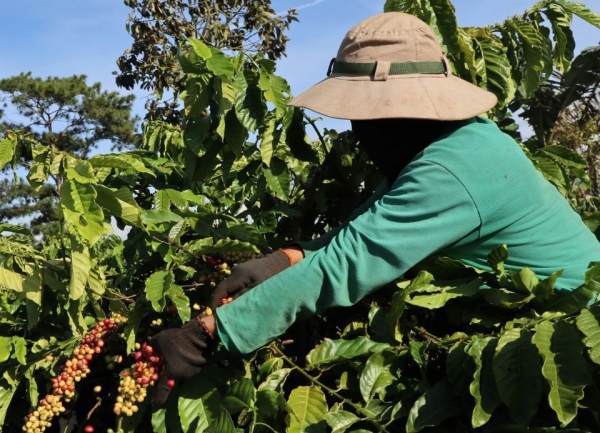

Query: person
<box><xmin>150</xmin><ymin>12</ymin><xmax>600</xmax><ymax>405</ymax></box>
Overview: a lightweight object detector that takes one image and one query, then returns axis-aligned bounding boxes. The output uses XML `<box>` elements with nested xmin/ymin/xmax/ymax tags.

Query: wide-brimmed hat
<box><xmin>288</xmin><ymin>12</ymin><xmax>497</xmax><ymax>121</ymax></box>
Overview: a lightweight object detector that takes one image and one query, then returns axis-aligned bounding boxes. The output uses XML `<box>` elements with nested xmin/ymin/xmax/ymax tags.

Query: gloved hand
<box><xmin>151</xmin><ymin>315</ymin><xmax>214</xmax><ymax>406</ymax></box>
<box><xmin>211</xmin><ymin>251</ymin><xmax>290</xmax><ymax>310</ymax></box>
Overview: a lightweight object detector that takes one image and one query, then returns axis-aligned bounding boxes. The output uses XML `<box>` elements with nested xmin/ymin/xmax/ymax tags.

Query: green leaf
<box><xmin>0</xmin><ymin>137</ymin><xmax>16</xmax><ymax>169</ymax></box>
<box><xmin>0</xmin><ymin>223</ymin><xmax>33</xmax><ymax>237</ymax></box>
<box><xmin>457</xmin><ymin>28</ymin><xmax>479</xmax><ymax>83</ymax></box>
<box><xmin>67</xmin><ymin>297</ymin><xmax>87</xmax><ymax>336</ymax></box>
<box><xmin>206</xmin><ymin>408</ymin><xmax>237</xmax><ymax>433</ymax></box>
<box><xmin>487</xmin><ymin>244</ymin><xmax>509</xmax><ymax>283</ymax></box>
<box><xmin>446</xmin><ymin>341</ymin><xmax>472</xmax><ymax>396</ymax></box>
<box><xmin>532</xmin><ymin>321</ymin><xmax>591</xmax><ymax>426</ymax></box>
<box><xmin>325</xmin><ymin>409</ymin><xmax>361</xmax><ymax>433</ymax></box>
<box><xmin>258</xmin><ymin>71</ymin><xmax>289</xmax><ymax>117</ymax></box>
<box><xmin>534</xmin><ymin>156</ymin><xmax>568</xmax><ymax>196</ymax></box>
<box><xmin>576</xmin><ymin>307</ymin><xmax>600</xmax><ymax>365</ymax></box>
<box><xmin>166</xmin><ymin>189</ymin><xmax>189</xmax><ymax>212</ymax></box>
<box><xmin>60</xmin><ymin>180</ymin><xmax>105</xmax><ymax>246</ymax></box>
<box><xmin>223</xmin><ymin>378</ymin><xmax>256</xmax><ymax>414</ymax></box>
<box><xmin>262</xmin><ymin>157</ymin><xmax>290</xmax><ymax>201</ymax></box>
<box><xmin>258</xmin><ymin>368</ymin><xmax>292</xmax><ymax>392</ymax></box>
<box><xmin>88</xmin><ymin>153</ymin><xmax>155</xmax><ymax>176</ymax></box>
<box><xmin>541</xmin><ymin>145</ymin><xmax>587</xmax><ymax>169</ymax></box>
<box><xmin>165</xmin><ymin>284</ymin><xmax>191</xmax><ymax>323</ymax></box>
<box><xmin>406</xmin><ymin>278</ymin><xmax>481</xmax><ymax>309</ymax></box>
<box><xmin>0</xmin><ymin>337</ymin><xmax>10</xmax><ymax>363</ymax></box>
<box><xmin>283</xmin><ymin>108</ymin><xmax>318</xmax><ymax>163</ymax></box>
<box><xmin>493</xmin><ymin>329</ymin><xmax>542</xmax><ymax>425</ymax></box>
<box><xmin>258</xmin><ymin>358</ymin><xmax>284</xmax><ymax>383</ymax></box>
<box><xmin>141</xmin><ymin>209</ymin><xmax>183</xmax><ymax>225</ymax></box>
<box><xmin>12</xmin><ymin>337</ymin><xmax>26</xmax><ymax>365</ymax></box>
<box><xmin>25</xmin><ymin>369</ymin><xmax>38</xmax><ymax>406</ymax></box>
<box><xmin>510</xmin><ymin>268</ymin><xmax>540</xmax><ymax>293</ymax></box>
<box><xmin>481</xmin><ymin>287</ymin><xmax>534</xmax><ymax>308</ymax></box>
<box><xmin>406</xmin><ymin>379</ymin><xmax>462</xmax><ymax>433</ymax></box>
<box><xmin>0</xmin><ymin>381</ymin><xmax>18</xmax><ymax>426</ymax></box>
<box><xmin>387</xmin><ymin>288</ymin><xmax>407</xmax><ymax>342</ymax></box>
<box><xmin>259</xmin><ymin>118</ymin><xmax>281</xmax><ymax>166</ymax></box>
<box><xmin>68</xmin><ymin>236</ymin><xmax>91</xmax><ymax>301</ymax></box>
<box><xmin>151</xmin><ymin>408</ymin><xmax>168</xmax><ymax>433</ymax></box>
<box><xmin>183</xmin><ymin>116</ymin><xmax>211</xmax><ymax>156</ymax></box>
<box><xmin>305</xmin><ymin>337</ymin><xmax>390</xmax><ymax>369</ymax></box>
<box><xmin>359</xmin><ymin>350</ymin><xmax>396</xmax><ymax>403</ymax></box>
<box><xmin>169</xmin><ymin>220</ymin><xmax>188</xmax><ymax>243</ymax></box>
<box><xmin>559</xmin><ymin>0</ymin><xmax>600</xmax><ymax>29</ymax></box>
<box><xmin>66</xmin><ymin>160</ymin><xmax>96</xmax><ymax>184</ymax></box>
<box><xmin>145</xmin><ymin>270</ymin><xmax>173</xmax><ymax>313</ymax></box>
<box><xmin>188</xmin><ymin>38</ymin><xmax>212</xmax><ymax>60</ymax></box>
<box><xmin>506</xmin><ymin>19</ymin><xmax>546</xmax><ymax>97</ymax></box>
<box><xmin>124</xmin><ymin>299</ymin><xmax>148</xmax><ymax>354</ymax></box>
<box><xmin>27</xmin><ymin>143</ymin><xmax>50</xmax><ymax>189</ymax></box>
<box><xmin>234</xmin><ymin>71</ymin><xmax>266</xmax><ymax>133</ymax></box>
<box><xmin>94</xmin><ymin>185</ymin><xmax>143</xmax><ymax>228</ymax></box>
<box><xmin>468</xmin><ymin>29</ymin><xmax>516</xmax><ymax>106</ymax></box>
<box><xmin>154</xmin><ymin>190</ymin><xmax>171</xmax><ymax>211</ymax></box>
<box><xmin>543</xmin><ymin>4</ymin><xmax>576</xmax><ymax>71</ymax></box>
<box><xmin>224</xmin><ymin>110</ymin><xmax>246</xmax><ymax>157</ymax></box>
<box><xmin>383</xmin><ymin>0</ymin><xmax>460</xmax><ymax>54</ymax></box>
<box><xmin>87</xmin><ymin>262</ymin><xmax>105</xmax><ymax>295</ymax></box>
<box><xmin>286</xmin><ymin>386</ymin><xmax>328</xmax><ymax>433</ymax></box>
<box><xmin>362</xmin><ymin>399</ymin><xmax>390</xmax><ymax>420</ymax></box>
<box><xmin>468</xmin><ymin>337</ymin><xmax>501</xmax><ymax>427</ymax></box>
<box><xmin>24</xmin><ymin>272</ymin><xmax>42</xmax><ymax>329</ymax></box>
<box><xmin>178</xmin><ymin>374</ymin><xmax>221</xmax><ymax>433</ymax></box>
<box><xmin>256</xmin><ymin>389</ymin><xmax>286</xmax><ymax>419</ymax></box>
<box><xmin>546</xmin><ymin>286</ymin><xmax>596</xmax><ymax>314</ymax></box>
<box><xmin>0</xmin><ymin>266</ymin><xmax>26</xmax><ymax>292</ymax></box>
<box><xmin>206</xmin><ymin>51</ymin><xmax>235</xmax><ymax>79</ymax></box>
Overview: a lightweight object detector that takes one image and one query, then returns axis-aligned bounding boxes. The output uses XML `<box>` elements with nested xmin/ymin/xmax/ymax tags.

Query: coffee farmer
<box><xmin>151</xmin><ymin>12</ymin><xmax>600</xmax><ymax>405</ymax></box>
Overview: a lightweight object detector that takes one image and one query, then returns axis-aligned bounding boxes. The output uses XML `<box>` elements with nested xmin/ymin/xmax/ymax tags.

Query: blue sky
<box><xmin>0</xmin><ymin>1</ymin><xmax>599</xmax><ymax>136</ymax></box>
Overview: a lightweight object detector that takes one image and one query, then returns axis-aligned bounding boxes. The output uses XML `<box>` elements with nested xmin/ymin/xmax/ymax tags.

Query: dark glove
<box><xmin>211</xmin><ymin>251</ymin><xmax>290</xmax><ymax>310</ymax></box>
<box><xmin>151</xmin><ymin>316</ymin><xmax>213</xmax><ymax>407</ymax></box>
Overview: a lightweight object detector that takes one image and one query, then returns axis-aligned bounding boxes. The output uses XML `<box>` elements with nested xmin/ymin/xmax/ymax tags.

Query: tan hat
<box><xmin>288</xmin><ymin>12</ymin><xmax>497</xmax><ymax>121</ymax></box>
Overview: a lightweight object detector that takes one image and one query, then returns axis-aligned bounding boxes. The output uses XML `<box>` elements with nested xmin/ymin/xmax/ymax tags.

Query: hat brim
<box><xmin>287</xmin><ymin>73</ymin><xmax>498</xmax><ymax>121</ymax></box>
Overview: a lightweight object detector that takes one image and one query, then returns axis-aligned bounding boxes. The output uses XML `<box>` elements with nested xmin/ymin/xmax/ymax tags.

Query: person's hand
<box><xmin>150</xmin><ymin>315</ymin><xmax>214</xmax><ymax>406</ymax></box>
<box><xmin>211</xmin><ymin>251</ymin><xmax>291</xmax><ymax>310</ymax></box>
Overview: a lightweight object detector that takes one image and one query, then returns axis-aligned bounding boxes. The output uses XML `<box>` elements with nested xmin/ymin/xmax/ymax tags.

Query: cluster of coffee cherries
<box><xmin>221</xmin><ymin>251</ymin><xmax>262</xmax><ymax>264</ymax></box>
<box><xmin>23</xmin><ymin>314</ymin><xmax>126</xmax><ymax>433</ymax></box>
<box><xmin>200</xmin><ymin>252</ymin><xmax>263</xmax><ymax>288</ymax></box>
<box><xmin>114</xmin><ymin>342</ymin><xmax>162</xmax><ymax>417</ymax></box>
<box><xmin>219</xmin><ymin>296</ymin><xmax>234</xmax><ymax>306</ymax></box>
<box><xmin>199</xmin><ymin>256</ymin><xmax>231</xmax><ymax>287</ymax></box>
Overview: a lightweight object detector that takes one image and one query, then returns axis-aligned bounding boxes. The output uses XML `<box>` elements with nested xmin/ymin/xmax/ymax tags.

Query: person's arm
<box><xmin>295</xmin><ymin>181</ymin><xmax>390</xmax><ymax>257</ymax></box>
<box><xmin>215</xmin><ymin>160</ymin><xmax>481</xmax><ymax>354</ymax></box>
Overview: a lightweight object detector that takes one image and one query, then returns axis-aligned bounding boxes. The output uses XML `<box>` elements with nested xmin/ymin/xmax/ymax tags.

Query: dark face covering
<box><xmin>351</xmin><ymin>118</ymin><xmax>448</xmax><ymax>184</ymax></box>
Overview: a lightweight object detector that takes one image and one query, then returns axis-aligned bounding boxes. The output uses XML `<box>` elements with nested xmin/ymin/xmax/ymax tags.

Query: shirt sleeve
<box><xmin>216</xmin><ymin>160</ymin><xmax>481</xmax><ymax>355</ymax></box>
<box><xmin>296</xmin><ymin>181</ymin><xmax>390</xmax><ymax>256</ymax></box>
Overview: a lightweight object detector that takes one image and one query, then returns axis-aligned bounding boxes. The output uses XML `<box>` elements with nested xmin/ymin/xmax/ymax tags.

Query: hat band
<box><xmin>327</xmin><ymin>59</ymin><xmax>447</xmax><ymax>77</ymax></box>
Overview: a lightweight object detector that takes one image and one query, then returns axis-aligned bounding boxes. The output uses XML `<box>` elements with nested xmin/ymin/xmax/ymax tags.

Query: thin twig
<box><xmin>303</xmin><ymin>113</ymin><xmax>329</xmax><ymax>157</ymax></box>
<box><xmin>151</xmin><ymin>234</ymin><xmax>203</xmax><ymax>260</ymax></box>
<box><xmin>270</xmin><ymin>344</ymin><xmax>391</xmax><ymax>433</ymax></box>
<box><xmin>252</xmin><ymin>422</ymin><xmax>279</xmax><ymax>433</ymax></box>
<box><xmin>100</xmin><ymin>293</ymin><xmax>138</xmax><ymax>303</ymax></box>
<box><xmin>85</xmin><ymin>397</ymin><xmax>103</xmax><ymax>422</ymax></box>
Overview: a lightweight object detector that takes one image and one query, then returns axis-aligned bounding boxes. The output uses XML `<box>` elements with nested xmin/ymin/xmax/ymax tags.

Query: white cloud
<box><xmin>284</xmin><ymin>0</ymin><xmax>328</xmax><ymax>13</ymax></box>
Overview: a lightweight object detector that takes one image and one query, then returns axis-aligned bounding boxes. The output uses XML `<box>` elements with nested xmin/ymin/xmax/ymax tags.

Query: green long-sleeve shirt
<box><xmin>216</xmin><ymin>117</ymin><xmax>600</xmax><ymax>355</ymax></box>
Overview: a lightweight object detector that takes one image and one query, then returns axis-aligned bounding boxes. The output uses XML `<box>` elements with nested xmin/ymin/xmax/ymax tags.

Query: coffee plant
<box><xmin>1</xmin><ymin>1</ymin><xmax>600</xmax><ymax>432</ymax></box>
